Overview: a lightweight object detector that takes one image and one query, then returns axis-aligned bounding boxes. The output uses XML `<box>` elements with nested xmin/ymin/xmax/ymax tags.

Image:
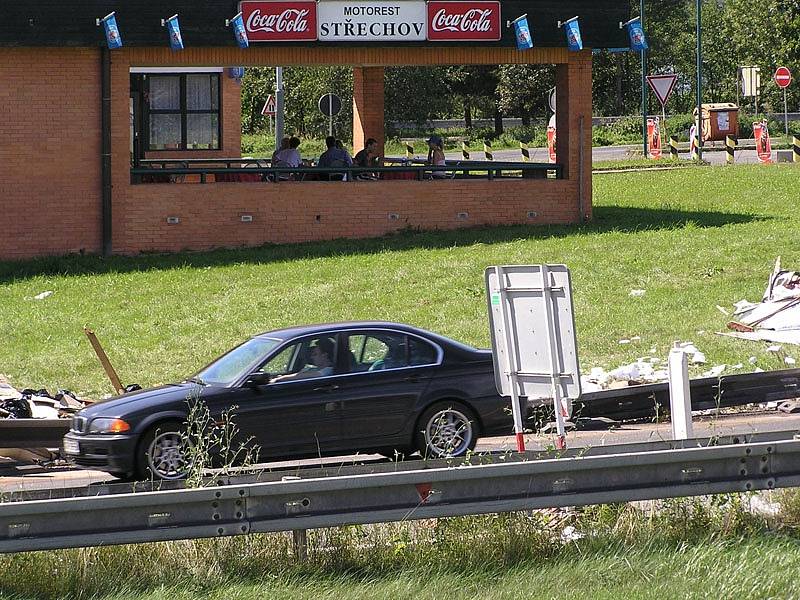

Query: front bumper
<box><xmin>62</xmin><ymin>431</ymin><xmax>138</xmax><ymax>474</ymax></box>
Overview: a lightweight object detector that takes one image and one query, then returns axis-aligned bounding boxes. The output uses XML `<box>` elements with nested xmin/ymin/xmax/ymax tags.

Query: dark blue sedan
<box><xmin>63</xmin><ymin>322</ymin><xmax>515</xmax><ymax>480</ymax></box>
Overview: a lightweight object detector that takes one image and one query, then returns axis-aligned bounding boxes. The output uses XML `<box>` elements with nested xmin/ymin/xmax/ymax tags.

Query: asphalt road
<box><xmin>2</xmin><ymin>410</ymin><xmax>798</xmax><ymax>494</ymax></box>
<box><xmin>445</xmin><ymin>145</ymin><xmax>774</xmax><ymax>166</ymax></box>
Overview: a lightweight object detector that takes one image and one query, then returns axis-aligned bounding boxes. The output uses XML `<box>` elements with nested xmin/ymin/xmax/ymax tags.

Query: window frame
<box><xmin>144</xmin><ymin>72</ymin><xmax>221</xmax><ymax>152</ymax></box>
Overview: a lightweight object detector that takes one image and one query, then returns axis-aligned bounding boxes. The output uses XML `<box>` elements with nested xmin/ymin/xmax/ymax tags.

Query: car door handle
<box><xmin>314</xmin><ymin>384</ymin><xmax>340</xmax><ymax>393</ymax></box>
<box><xmin>404</xmin><ymin>375</ymin><xmax>420</xmax><ymax>383</ymax></box>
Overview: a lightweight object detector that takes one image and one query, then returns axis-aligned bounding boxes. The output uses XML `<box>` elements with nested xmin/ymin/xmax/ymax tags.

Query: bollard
<box><xmin>793</xmin><ymin>136</ymin><xmax>800</xmax><ymax>163</ymax></box>
<box><xmin>519</xmin><ymin>141</ymin><xmax>530</xmax><ymax>162</ymax></box>
<box><xmin>725</xmin><ymin>135</ymin><xmax>737</xmax><ymax>165</ymax></box>
<box><xmin>461</xmin><ymin>141</ymin><xmax>470</xmax><ymax>160</ymax></box>
<box><xmin>405</xmin><ymin>142</ymin><xmax>413</xmax><ymax>160</ymax></box>
<box><xmin>669</xmin><ymin>136</ymin><xmax>679</xmax><ymax>160</ymax></box>
<box><xmin>483</xmin><ymin>140</ymin><xmax>493</xmax><ymax>161</ymax></box>
<box><xmin>668</xmin><ymin>343</ymin><xmax>693</xmax><ymax>440</ymax></box>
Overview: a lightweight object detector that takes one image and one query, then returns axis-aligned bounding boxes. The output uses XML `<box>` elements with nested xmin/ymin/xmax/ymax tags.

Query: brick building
<box><xmin>0</xmin><ymin>1</ymin><xmax>630</xmax><ymax>261</ymax></box>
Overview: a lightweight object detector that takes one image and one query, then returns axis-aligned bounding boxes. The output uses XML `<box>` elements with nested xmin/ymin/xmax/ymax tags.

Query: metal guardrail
<box><xmin>2</xmin><ymin>430</ymin><xmax>800</xmax><ymax>553</ymax></box>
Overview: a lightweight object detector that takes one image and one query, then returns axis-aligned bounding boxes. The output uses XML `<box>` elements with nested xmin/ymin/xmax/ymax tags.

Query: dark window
<box><xmin>347</xmin><ymin>331</ymin><xmax>438</xmax><ymax>373</ymax></box>
<box><xmin>145</xmin><ymin>73</ymin><xmax>220</xmax><ymax>151</ymax></box>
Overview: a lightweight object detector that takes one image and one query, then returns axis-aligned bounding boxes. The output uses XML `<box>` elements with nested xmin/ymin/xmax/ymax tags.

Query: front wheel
<box><xmin>136</xmin><ymin>421</ymin><xmax>190</xmax><ymax>480</ymax></box>
<box><xmin>415</xmin><ymin>402</ymin><xmax>479</xmax><ymax>459</ymax></box>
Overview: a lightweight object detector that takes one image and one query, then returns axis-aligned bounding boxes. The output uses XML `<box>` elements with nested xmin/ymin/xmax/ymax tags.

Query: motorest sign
<box><xmin>427</xmin><ymin>1</ymin><xmax>501</xmax><ymax>41</ymax></box>
<box><xmin>240</xmin><ymin>1</ymin><xmax>316</xmax><ymax>41</ymax></box>
<box><xmin>239</xmin><ymin>1</ymin><xmax>501</xmax><ymax>42</ymax></box>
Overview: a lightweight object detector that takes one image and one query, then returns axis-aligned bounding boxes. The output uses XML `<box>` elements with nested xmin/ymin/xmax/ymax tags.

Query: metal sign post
<box><xmin>774</xmin><ymin>66</ymin><xmax>793</xmax><ymax>136</ymax></box>
<box><xmin>318</xmin><ymin>93</ymin><xmax>342</xmax><ymax>137</ymax></box>
<box><xmin>486</xmin><ymin>265</ymin><xmax>581</xmax><ymax>452</ymax></box>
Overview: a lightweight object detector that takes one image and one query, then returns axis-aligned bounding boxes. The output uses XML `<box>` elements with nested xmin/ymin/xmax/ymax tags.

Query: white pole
<box><xmin>494</xmin><ymin>266</ymin><xmax>527</xmax><ymax>452</ymax></box>
<box><xmin>668</xmin><ymin>343</ymin><xmax>693</xmax><ymax>440</ymax></box>
<box><xmin>540</xmin><ymin>265</ymin><xmax>568</xmax><ymax>449</ymax></box>
<box><xmin>329</xmin><ymin>95</ymin><xmax>334</xmax><ymax>137</ymax></box>
<box><xmin>784</xmin><ymin>87</ymin><xmax>789</xmax><ymax>136</ymax></box>
<box><xmin>275</xmin><ymin>67</ymin><xmax>285</xmax><ymax>149</ymax></box>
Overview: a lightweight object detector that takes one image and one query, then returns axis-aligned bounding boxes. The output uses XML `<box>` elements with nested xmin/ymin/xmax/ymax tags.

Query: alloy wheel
<box><xmin>424</xmin><ymin>408</ymin><xmax>473</xmax><ymax>457</ymax></box>
<box><xmin>147</xmin><ymin>430</ymin><xmax>190</xmax><ymax>480</ymax></box>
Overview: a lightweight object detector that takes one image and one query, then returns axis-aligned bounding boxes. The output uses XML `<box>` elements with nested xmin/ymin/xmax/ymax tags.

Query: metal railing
<box><xmin>130</xmin><ymin>159</ymin><xmax>562</xmax><ymax>184</ymax></box>
<box><xmin>2</xmin><ymin>430</ymin><xmax>799</xmax><ymax>553</ymax></box>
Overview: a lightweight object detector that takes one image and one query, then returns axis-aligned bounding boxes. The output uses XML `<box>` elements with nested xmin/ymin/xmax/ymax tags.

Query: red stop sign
<box><xmin>774</xmin><ymin>66</ymin><xmax>792</xmax><ymax>89</ymax></box>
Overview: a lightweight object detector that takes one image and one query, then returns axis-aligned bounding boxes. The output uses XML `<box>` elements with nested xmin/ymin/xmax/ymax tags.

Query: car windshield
<box><xmin>192</xmin><ymin>337</ymin><xmax>281</xmax><ymax>385</ymax></box>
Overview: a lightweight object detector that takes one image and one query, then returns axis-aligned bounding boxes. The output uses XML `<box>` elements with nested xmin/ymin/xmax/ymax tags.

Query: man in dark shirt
<box><xmin>353</xmin><ymin>138</ymin><xmax>380</xmax><ymax>179</ymax></box>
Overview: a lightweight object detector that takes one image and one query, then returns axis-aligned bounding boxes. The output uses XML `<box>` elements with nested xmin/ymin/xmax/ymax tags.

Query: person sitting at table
<box><xmin>354</xmin><ymin>137</ymin><xmax>380</xmax><ymax>180</ymax></box>
<box><xmin>271</xmin><ymin>136</ymin><xmax>302</xmax><ymax>180</ymax></box>
<box><xmin>317</xmin><ymin>136</ymin><xmax>353</xmax><ymax>180</ymax></box>
<box><xmin>426</xmin><ymin>135</ymin><xmax>448</xmax><ymax>178</ymax></box>
<box><xmin>272</xmin><ymin>136</ymin><xmax>290</xmax><ymax>165</ymax></box>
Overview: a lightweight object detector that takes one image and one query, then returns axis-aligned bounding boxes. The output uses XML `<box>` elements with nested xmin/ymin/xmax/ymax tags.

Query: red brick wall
<box><xmin>353</xmin><ymin>67</ymin><xmax>385</xmax><ymax>157</ymax></box>
<box><xmin>1</xmin><ymin>45</ymin><xmax>591</xmax><ymax>260</ymax></box>
<box><xmin>0</xmin><ymin>48</ymin><xmax>102</xmax><ymax>260</ymax></box>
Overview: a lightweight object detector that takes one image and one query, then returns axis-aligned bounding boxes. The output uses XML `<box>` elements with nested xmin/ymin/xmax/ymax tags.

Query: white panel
<box><xmin>485</xmin><ymin>265</ymin><xmax>581</xmax><ymax>401</ymax></box>
<box><xmin>317</xmin><ymin>1</ymin><xmax>426</xmax><ymax>41</ymax></box>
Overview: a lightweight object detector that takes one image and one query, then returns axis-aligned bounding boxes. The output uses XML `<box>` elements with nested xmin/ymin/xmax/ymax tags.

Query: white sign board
<box><xmin>485</xmin><ymin>265</ymin><xmax>581</xmax><ymax>402</ymax></box>
<box><xmin>317</xmin><ymin>1</ymin><xmax>426</xmax><ymax>41</ymax></box>
<box><xmin>740</xmin><ymin>66</ymin><xmax>761</xmax><ymax>98</ymax></box>
<box><xmin>646</xmin><ymin>74</ymin><xmax>678</xmax><ymax>106</ymax></box>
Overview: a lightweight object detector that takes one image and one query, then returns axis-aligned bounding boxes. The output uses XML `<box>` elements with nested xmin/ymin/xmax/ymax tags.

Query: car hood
<box><xmin>78</xmin><ymin>383</ymin><xmax>198</xmax><ymax>418</ymax></box>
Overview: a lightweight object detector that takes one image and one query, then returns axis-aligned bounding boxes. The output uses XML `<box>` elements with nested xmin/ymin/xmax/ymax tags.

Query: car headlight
<box><xmin>88</xmin><ymin>418</ymin><xmax>131</xmax><ymax>434</ymax></box>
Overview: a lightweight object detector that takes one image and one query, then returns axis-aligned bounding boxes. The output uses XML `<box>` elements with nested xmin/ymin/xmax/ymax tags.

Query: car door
<box><xmin>336</xmin><ymin>330</ymin><xmax>440</xmax><ymax>448</ymax></box>
<box><xmin>221</xmin><ymin>335</ymin><xmax>346</xmax><ymax>457</ymax></box>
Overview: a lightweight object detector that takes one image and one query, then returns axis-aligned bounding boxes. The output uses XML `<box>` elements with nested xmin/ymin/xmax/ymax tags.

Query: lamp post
<box><xmin>640</xmin><ymin>0</ymin><xmax>648</xmax><ymax>158</ymax></box>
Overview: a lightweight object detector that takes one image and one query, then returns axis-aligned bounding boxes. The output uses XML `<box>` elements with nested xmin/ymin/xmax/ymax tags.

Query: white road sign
<box><xmin>646</xmin><ymin>74</ymin><xmax>678</xmax><ymax>106</ymax></box>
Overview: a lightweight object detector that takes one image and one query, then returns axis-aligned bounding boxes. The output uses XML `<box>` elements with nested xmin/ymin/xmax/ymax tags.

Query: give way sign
<box><xmin>646</xmin><ymin>74</ymin><xmax>678</xmax><ymax>106</ymax></box>
<box><xmin>774</xmin><ymin>66</ymin><xmax>792</xmax><ymax>89</ymax></box>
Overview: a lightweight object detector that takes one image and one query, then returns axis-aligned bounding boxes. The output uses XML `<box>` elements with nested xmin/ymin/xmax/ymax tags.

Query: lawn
<box><xmin>1</xmin><ymin>164</ymin><xmax>797</xmax><ymax>399</ymax></box>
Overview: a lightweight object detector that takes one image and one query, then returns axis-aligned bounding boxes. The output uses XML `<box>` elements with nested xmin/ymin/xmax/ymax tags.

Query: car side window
<box><xmin>259</xmin><ymin>343</ymin><xmax>300</xmax><ymax>376</ymax></box>
<box><xmin>264</xmin><ymin>336</ymin><xmax>338</xmax><ymax>382</ymax></box>
<box><xmin>366</xmin><ymin>333</ymin><xmax>410</xmax><ymax>372</ymax></box>
<box><xmin>408</xmin><ymin>336</ymin><xmax>437</xmax><ymax>366</ymax></box>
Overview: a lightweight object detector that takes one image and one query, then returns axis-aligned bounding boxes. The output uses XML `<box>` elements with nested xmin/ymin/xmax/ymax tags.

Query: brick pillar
<box><xmin>555</xmin><ymin>51</ymin><xmax>593</xmax><ymax>221</ymax></box>
<box><xmin>352</xmin><ymin>67</ymin><xmax>385</xmax><ymax>156</ymax></box>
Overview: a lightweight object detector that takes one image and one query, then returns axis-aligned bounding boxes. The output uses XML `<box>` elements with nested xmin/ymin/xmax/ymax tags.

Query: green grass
<box><xmin>1</xmin><ymin>164</ymin><xmax>798</xmax><ymax>398</ymax></box>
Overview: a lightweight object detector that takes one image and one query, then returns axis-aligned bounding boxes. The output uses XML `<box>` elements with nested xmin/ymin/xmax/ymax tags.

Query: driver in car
<box><xmin>272</xmin><ymin>338</ymin><xmax>335</xmax><ymax>382</ymax></box>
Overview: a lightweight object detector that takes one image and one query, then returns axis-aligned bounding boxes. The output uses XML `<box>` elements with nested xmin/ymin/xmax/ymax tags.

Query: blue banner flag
<box><xmin>100</xmin><ymin>12</ymin><xmax>123</xmax><ymax>49</ymax></box>
<box><xmin>563</xmin><ymin>18</ymin><xmax>582</xmax><ymax>51</ymax></box>
<box><xmin>626</xmin><ymin>17</ymin><xmax>648</xmax><ymax>51</ymax></box>
<box><xmin>230</xmin><ymin>12</ymin><xmax>249</xmax><ymax>49</ymax></box>
<box><xmin>512</xmin><ymin>15</ymin><xmax>533</xmax><ymax>51</ymax></box>
<box><xmin>166</xmin><ymin>14</ymin><xmax>184</xmax><ymax>50</ymax></box>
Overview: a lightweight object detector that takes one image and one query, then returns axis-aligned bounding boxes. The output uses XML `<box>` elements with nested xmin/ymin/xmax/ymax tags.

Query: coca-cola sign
<box><xmin>240</xmin><ymin>1</ymin><xmax>317</xmax><ymax>41</ymax></box>
<box><xmin>427</xmin><ymin>1</ymin><xmax>501</xmax><ymax>41</ymax></box>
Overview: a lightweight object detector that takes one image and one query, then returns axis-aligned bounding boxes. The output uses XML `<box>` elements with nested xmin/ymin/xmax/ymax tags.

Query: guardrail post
<box><xmin>282</xmin><ymin>476</ymin><xmax>309</xmax><ymax>561</ymax></box>
<box><xmin>725</xmin><ymin>135</ymin><xmax>737</xmax><ymax>165</ymax></box>
<box><xmin>669</xmin><ymin>136</ymin><xmax>679</xmax><ymax>160</ymax></box>
<box><xmin>668</xmin><ymin>342</ymin><xmax>693</xmax><ymax>440</ymax></box>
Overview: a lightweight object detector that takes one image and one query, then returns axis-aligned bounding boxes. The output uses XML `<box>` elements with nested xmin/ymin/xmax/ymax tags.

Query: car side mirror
<box><xmin>245</xmin><ymin>372</ymin><xmax>272</xmax><ymax>387</ymax></box>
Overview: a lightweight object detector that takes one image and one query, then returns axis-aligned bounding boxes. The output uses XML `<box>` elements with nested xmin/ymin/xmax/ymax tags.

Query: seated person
<box><xmin>426</xmin><ymin>135</ymin><xmax>448</xmax><ymax>178</ymax></box>
<box><xmin>353</xmin><ymin>137</ymin><xmax>381</xmax><ymax>180</ymax></box>
<box><xmin>272</xmin><ymin>338</ymin><xmax>335</xmax><ymax>382</ymax></box>
<box><xmin>369</xmin><ymin>342</ymin><xmax>407</xmax><ymax>371</ymax></box>
<box><xmin>272</xmin><ymin>136</ymin><xmax>302</xmax><ymax>167</ymax></box>
<box><xmin>317</xmin><ymin>136</ymin><xmax>353</xmax><ymax>180</ymax></box>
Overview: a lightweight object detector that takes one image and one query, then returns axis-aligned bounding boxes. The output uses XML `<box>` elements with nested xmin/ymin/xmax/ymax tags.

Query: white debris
<box><xmin>749</xmin><ymin>356</ymin><xmax>758</xmax><ymax>364</ymax></box>
<box><xmin>691</xmin><ymin>352</ymin><xmax>706</xmax><ymax>364</ymax></box>
<box><xmin>631</xmin><ymin>336</ymin><xmax>641</xmax><ymax>341</ymax></box>
<box><xmin>701</xmin><ymin>365</ymin><xmax>726</xmax><ymax>378</ymax></box>
<box><xmin>560</xmin><ymin>525</ymin><xmax>585</xmax><ymax>543</ymax></box>
<box><xmin>733</xmin><ymin>299</ymin><xmax>759</xmax><ymax>314</ymax></box>
<box><xmin>747</xmin><ymin>494</ymin><xmax>781</xmax><ymax>518</ymax></box>
<box><xmin>786</xmin><ymin>357</ymin><xmax>796</xmax><ymax>365</ymax></box>
<box><xmin>629</xmin><ymin>289</ymin><xmax>646</xmax><ymax>297</ymax></box>
<box><xmin>716</xmin><ymin>305</ymin><xmax>730</xmax><ymax>316</ymax></box>
<box><xmin>731</xmin><ymin>363</ymin><xmax>743</xmax><ymax>370</ymax></box>
<box><xmin>618</xmin><ymin>339</ymin><xmax>631</xmax><ymax>345</ymax></box>
<box><xmin>767</xmin><ymin>345</ymin><xmax>783</xmax><ymax>353</ymax></box>
<box><xmin>679</xmin><ymin>342</ymin><xmax>700</xmax><ymax>355</ymax></box>
<box><xmin>33</xmin><ymin>291</ymin><xmax>53</xmax><ymax>300</ymax></box>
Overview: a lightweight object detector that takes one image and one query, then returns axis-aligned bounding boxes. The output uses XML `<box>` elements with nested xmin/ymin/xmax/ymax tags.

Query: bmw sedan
<box><xmin>63</xmin><ymin>322</ymin><xmax>517</xmax><ymax>480</ymax></box>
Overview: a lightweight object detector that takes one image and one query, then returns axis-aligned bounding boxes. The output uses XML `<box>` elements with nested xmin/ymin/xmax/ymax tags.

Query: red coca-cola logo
<box><xmin>427</xmin><ymin>1</ymin><xmax>501</xmax><ymax>41</ymax></box>
<box><xmin>240</xmin><ymin>1</ymin><xmax>317</xmax><ymax>41</ymax></box>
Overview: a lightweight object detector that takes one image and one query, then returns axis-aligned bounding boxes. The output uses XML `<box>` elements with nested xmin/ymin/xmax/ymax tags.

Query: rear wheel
<box><xmin>415</xmin><ymin>401</ymin><xmax>479</xmax><ymax>459</ymax></box>
<box><xmin>136</xmin><ymin>421</ymin><xmax>190</xmax><ymax>480</ymax></box>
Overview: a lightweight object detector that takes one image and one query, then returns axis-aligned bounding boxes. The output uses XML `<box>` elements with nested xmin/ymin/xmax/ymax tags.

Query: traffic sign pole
<box><xmin>774</xmin><ymin>67</ymin><xmax>792</xmax><ymax>136</ymax></box>
<box><xmin>785</xmin><ymin>87</ymin><xmax>789</xmax><ymax>136</ymax></box>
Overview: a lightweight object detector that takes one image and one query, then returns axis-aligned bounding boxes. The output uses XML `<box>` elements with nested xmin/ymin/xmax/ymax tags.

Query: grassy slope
<box><xmin>1</xmin><ymin>164</ymin><xmax>798</xmax><ymax>398</ymax></box>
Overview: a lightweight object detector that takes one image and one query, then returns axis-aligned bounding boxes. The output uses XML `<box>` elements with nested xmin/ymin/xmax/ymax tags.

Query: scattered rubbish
<box><xmin>691</xmin><ymin>352</ymin><xmax>706</xmax><ymax>364</ymax></box>
<box><xmin>786</xmin><ymin>357</ymin><xmax>797</xmax><ymax>365</ymax></box>
<box><xmin>618</xmin><ymin>339</ymin><xmax>631</xmax><ymax>345</ymax></box>
<box><xmin>779</xmin><ymin>400</ymin><xmax>800</xmax><ymax>414</ymax></box>
<box><xmin>560</xmin><ymin>525</ymin><xmax>585</xmax><ymax>543</ymax></box>
<box><xmin>629</xmin><ymin>289</ymin><xmax>646</xmax><ymax>297</ymax></box>
<box><xmin>701</xmin><ymin>365</ymin><xmax>726</xmax><ymax>378</ymax></box>
<box><xmin>746</xmin><ymin>494</ymin><xmax>781</xmax><ymax>518</ymax></box>
<box><xmin>719</xmin><ymin>258</ymin><xmax>800</xmax><ymax>345</ymax></box>
<box><xmin>768</xmin><ymin>345</ymin><xmax>783</xmax><ymax>353</ymax></box>
<box><xmin>0</xmin><ymin>376</ymin><xmax>89</xmax><ymax>420</ymax></box>
<box><xmin>716</xmin><ymin>305</ymin><xmax>730</xmax><ymax>316</ymax></box>
<box><xmin>33</xmin><ymin>291</ymin><xmax>53</xmax><ymax>300</ymax></box>
<box><xmin>631</xmin><ymin>336</ymin><xmax>641</xmax><ymax>341</ymax></box>
<box><xmin>749</xmin><ymin>356</ymin><xmax>758</xmax><ymax>364</ymax></box>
